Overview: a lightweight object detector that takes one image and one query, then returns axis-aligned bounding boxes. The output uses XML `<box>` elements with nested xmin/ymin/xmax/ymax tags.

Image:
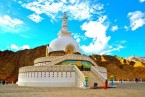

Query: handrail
<box><xmin>41</xmin><ymin>54</ymin><xmax>98</xmax><ymax>67</ymax></box>
<box><xmin>34</xmin><ymin>56</ymin><xmax>60</xmax><ymax>64</ymax></box>
<box><xmin>19</xmin><ymin>65</ymin><xmax>75</xmax><ymax>73</ymax></box>
<box><xmin>74</xmin><ymin>65</ymin><xmax>85</xmax><ymax>87</ymax></box>
<box><xmin>91</xmin><ymin>66</ymin><xmax>107</xmax><ymax>82</ymax></box>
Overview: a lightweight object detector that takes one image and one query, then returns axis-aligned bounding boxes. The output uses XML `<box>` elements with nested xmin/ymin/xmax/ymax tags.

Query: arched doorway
<box><xmin>65</xmin><ymin>43</ymin><xmax>75</xmax><ymax>54</ymax></box>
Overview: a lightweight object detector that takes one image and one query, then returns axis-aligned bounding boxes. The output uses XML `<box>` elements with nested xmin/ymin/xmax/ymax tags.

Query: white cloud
<box><xmin>21</xmin><ymin>45</ymin><xmax>30</xmax><ymax>50</ymax></box>
<box><xmin>100</xmin><ymin>45</ymin><xmax>124</xmax><ymax>55</ymax></box>
<box><xmin>10</xmin><ymin>44</ymin><xmax>19</xmax><ymax>51</ymax></box>
<box><xmin>72</xmin><ymin>33</ymin><xmax>86</xmax><ymax>43</ymax></box>
<box><xmin>20</xmin><ymin>35</ymin><xmax>30</xmax><ymax>38</ymax></box>
<box><xmin>81</xmin><ymin>15</ymin><xmax>111</xmax><ymax>54</ymax></box>
<box><xmin>21</xmin><ymin>0</ymin><xmax>104</xmax><ymax>22</ymax></box>
<box><xmin>10</xmin><ymin>44</ymin><xmax>30</xmax><ymax>51</ymax></box>
<box><xmin>28</xmin><ymin>14</ymin><xmax>43</xmax><ymax>23</ymax></box>
<box><xmin>124</xmin><ymin>25</ymin><xmax>129</xmax><ymax>31</ymax></box>
<box><xmin>100</xmin><ymin>40</ymin><xmax>126</xmax><ymax>55</ymax></box>
<box><xmin>76</xmin><ymin>38</ymin><xmax>80</xmax><ymax>43</ymax></box>
<box><xmin>128</xmin><ymin>11</ymin><xmax>145</xmax><ymax>31</ymax></box>
<box><xmin>139</xmin><ymin>0</ymin><xmax>145</xmax><ymax>3</ymax></box>
<box><xmin>70</xmin><ymin>0</ymin><xmax>76</xmax><ymax>4</ymax></box>
<box><xmin>0</xmin><ymin>15</ymin><xmax>23</xmax><ymax>27</ymax></box>
<box><xmin>0</xmin><ymin>15</ymin><xmax>23</xmax><ymax>33</ymax></box>
<box><xmin>80</xmin><ymin>15</ymin><xmax>125</xmax><ymax>55</ymax></box>
<box><xmin>18</xmin><ymin>1</ymin><xmax>22</xmax><ymax>4</ymax></box>
<box><xmin>111</xmin><ymin>25</ymin><xmax>118</xmax><ymax>32</ymax></box>
<box><xmin>120</xmin><ymin>40</ymin><xmax>127</xmax><ymax>44</ymax></box>
<box><xmin>61</xmin><ymin>0</ymin><xmax>67</xmax><ymax>3</ymax></box>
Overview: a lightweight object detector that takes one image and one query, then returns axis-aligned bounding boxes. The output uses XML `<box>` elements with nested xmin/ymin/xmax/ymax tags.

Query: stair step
<box><xmin>81</xmin><ymin>71</ymin><xmax>104</xmax><ymax>87</ymax></box>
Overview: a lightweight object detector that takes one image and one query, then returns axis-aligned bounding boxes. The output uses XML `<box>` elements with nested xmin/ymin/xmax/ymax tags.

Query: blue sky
<box><xmin>0</xmin><ymin>0</ymin><xmax>145</xmax><ymax>58</ymax></box>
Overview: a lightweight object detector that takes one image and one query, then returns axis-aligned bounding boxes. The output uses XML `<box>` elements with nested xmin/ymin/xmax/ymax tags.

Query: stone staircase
<box><xmin>81</xmin><ymin>71</ymin><xmax>104</xmax><ymax>87</ymax></box>
<box><xmin>74</xmin><ymin>65</ymin><xmax>85</xmax><ymax>88</ymax></box>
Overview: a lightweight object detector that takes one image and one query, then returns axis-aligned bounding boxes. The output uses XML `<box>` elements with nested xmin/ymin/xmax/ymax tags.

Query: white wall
<box><xmin>18</xmin><ymin>72</ymin><xmax>76</xmax><ymax>87</ymax></box>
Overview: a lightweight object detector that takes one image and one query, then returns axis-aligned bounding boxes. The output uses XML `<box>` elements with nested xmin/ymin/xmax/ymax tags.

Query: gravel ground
<box><xmin>0</xmin><ymin>83</ymin><xmax>145</xmax><ymax>97</ymax></box>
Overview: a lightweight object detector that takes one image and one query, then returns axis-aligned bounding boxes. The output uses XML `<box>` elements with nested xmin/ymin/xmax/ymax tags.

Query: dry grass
<box><xmin>0</xmin><ymin>83</ymin><xmax>145</xmax><ymax>97</ymax></box>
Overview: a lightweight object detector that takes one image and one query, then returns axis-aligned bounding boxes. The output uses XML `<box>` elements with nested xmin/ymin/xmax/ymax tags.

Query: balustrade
<box><xmin>91</xmin><ymin>66</ymin><xmax>107</xmax><ymax>82</ymax></box>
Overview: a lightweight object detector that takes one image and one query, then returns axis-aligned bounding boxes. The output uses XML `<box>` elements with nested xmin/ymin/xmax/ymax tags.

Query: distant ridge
<box><xmin>126</xmin><ymin>56</ymin><xmax>145</xmax><ymax>63</ymax></box>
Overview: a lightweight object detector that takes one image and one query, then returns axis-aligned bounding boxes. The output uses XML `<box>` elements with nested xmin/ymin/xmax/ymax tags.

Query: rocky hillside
<box><xmin>90</xmin><ymin>55</ymin><xmax>145</xmax><ymax>80</ymax></box>
<box><xmin>0</xmin><ymin>45</ymin><xmax>46</xmax><ymax>83</ymax></box>
<box><xmin>0</xmin><ymin>45</ymin><xmax>145</xmax><ymax>83</ymax></box>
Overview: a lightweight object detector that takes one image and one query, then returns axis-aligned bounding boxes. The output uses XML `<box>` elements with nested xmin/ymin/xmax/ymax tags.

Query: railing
<box><xmin>109</xmin><ymin>81</ymin><xmax>145</xmax><ymax>83</ymax></box>
<box><xmin>74</xmin><ymin>65</ymin><xmax>85</xmax><ymax>87</ymax></box>
<box><xmin>41</xmin><ymin>54</ymin><xmax>99</xmax><ymax>67</ymax></box>
<box><xmin>91</xmin><ymin>66</ymin><xmax>107</xmax><ymax>82</ymax></box>
<box><xmin>34</xmin><ymin>56</ymin><xmax>59</xmax><ymax>64</ymax></box>
<box><xmin>95</xmin><ymin>66</ymin><xmax>107</xmax><ymax>72</ymax></box>
<box><xmin>19</xmin><ymin>65</ymin><xmax>75</xmax><ymax>73</ymax></box>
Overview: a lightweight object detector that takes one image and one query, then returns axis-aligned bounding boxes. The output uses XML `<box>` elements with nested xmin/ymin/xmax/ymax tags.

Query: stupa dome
<box><xmin>49</xmin><ymin>36</ymin><xmax>80</xmax><ymax>53</ymax></box>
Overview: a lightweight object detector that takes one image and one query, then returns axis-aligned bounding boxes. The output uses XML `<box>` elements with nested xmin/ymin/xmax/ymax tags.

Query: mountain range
<box><xmin>0</xmin><ymin>45</ymin><xmax>145</xmax><ymax>83</ymax></box>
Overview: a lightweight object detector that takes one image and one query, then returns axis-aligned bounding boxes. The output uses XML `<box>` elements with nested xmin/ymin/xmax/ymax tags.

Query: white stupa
<box><xmin>17</xmin><ymin>12</ymin><xmax>107</xmax><ymax>87</ymax></box>
<box><xmin>48</xmin><ymin>12</ymin><xmax>80</xmax><ymax>54</ymax></box>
